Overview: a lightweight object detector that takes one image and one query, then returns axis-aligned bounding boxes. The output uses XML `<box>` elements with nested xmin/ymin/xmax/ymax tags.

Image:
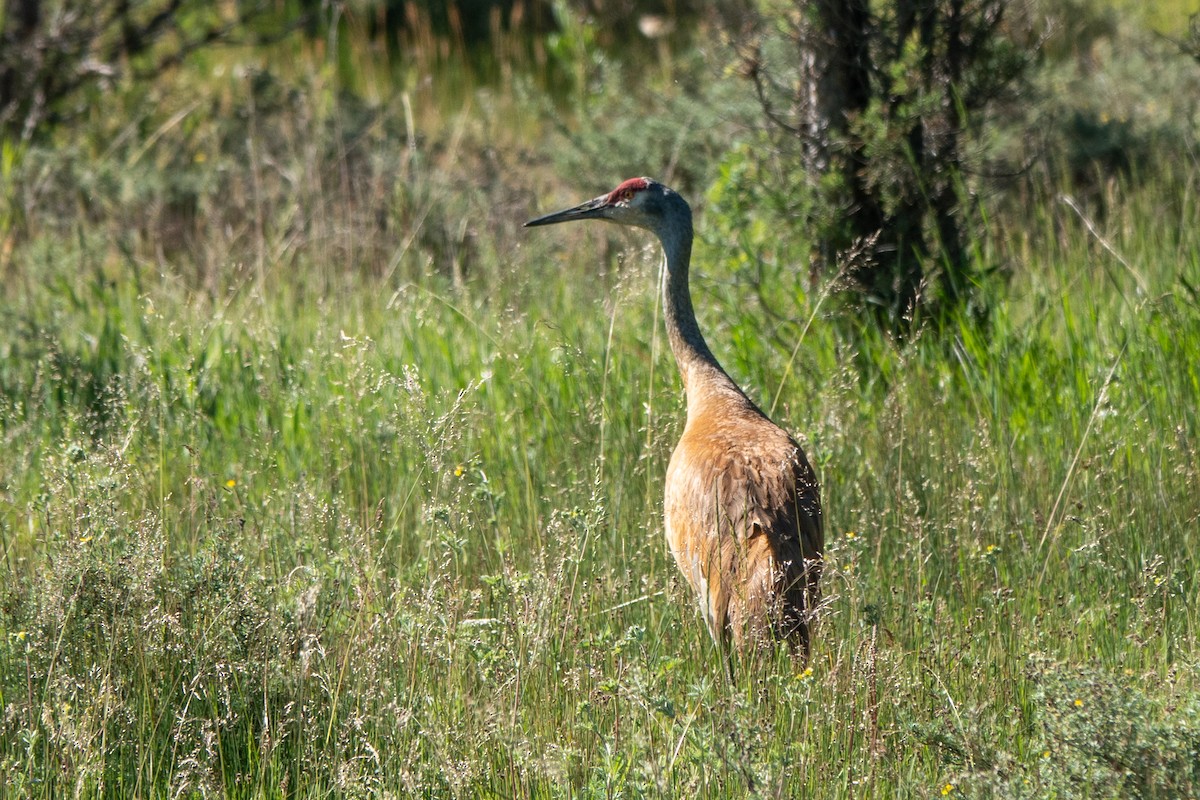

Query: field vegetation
<box><xmin>1</xmin><ymin>1</ymin><xmax>1199</xmax><ymax>796</ymax></box>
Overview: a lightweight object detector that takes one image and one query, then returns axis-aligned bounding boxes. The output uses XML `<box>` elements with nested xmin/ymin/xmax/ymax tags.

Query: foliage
<box><xmin>1003</xmin><ymin>2</ymin><xmax>1200</xmax><ymax>201</ymax></box>
<box><xmin>734</xmin><ymin>0</ymin><xmax>1032</xmax><ymax>333</ymax></box>
<box><xmin>955</xmin><ymin>662</ymin><xmax>1200</xmax><ymax>798</ymax></box>
<box><xmin>0</xmin><ymin>0</ymin><xmax>298</xmax><ymax>142</ymax></box>
<box><xmin>543</xmin><ymin>39</ymin><xmax>755</xmax><ymax>199</ymax></box>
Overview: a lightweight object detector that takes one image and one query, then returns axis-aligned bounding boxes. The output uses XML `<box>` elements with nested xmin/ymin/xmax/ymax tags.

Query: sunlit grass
<box><xmin>1100</xmin><ymin>0</ymin><xmax>1198</xmax><ymax>36</ymax></box>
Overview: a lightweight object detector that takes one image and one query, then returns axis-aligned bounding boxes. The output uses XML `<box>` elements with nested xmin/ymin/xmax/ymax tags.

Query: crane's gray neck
<box><xmin>655</xmin><ymin>211</ymin><xmax>739</xmax><ymax>401</ymax></box>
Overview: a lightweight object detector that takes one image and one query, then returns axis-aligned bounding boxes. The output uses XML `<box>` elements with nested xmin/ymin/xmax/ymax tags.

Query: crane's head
<box><xmin>524</xmin><ymin>177</ymin><xmax>689</xmax><ymax>235</ymax></box>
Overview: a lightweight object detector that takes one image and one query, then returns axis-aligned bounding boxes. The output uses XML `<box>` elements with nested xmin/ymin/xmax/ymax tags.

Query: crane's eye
<box><xmin>618</xmin><ymin>190</ymin><xmax>633</xmax><ymax>203</ymax></box>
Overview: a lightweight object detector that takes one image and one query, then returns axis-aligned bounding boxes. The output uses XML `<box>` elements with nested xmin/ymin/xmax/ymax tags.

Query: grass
<box><xmin>1</xmin><ymin>6</ymin><xmax>1199</xmax><ymax>798</ymax></box>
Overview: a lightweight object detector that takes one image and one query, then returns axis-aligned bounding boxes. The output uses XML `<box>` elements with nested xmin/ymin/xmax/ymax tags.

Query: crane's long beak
<box><xmin>524</xmin><ymin>195</ymin><xmax>610</xmax><ymax>227</ymax></box>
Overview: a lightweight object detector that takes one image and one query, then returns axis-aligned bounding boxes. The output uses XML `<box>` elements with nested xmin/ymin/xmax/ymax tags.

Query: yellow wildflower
<box><xmin>226</xmin><ymin>479</ymin><xmax>237</xmax><ymax>488</ymax></box>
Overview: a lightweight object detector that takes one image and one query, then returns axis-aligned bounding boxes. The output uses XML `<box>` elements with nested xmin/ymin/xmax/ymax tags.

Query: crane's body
<box><xmin>526</xmin><ymin>177</ymin><xmax>823</xmax><ymax>658</ymax></box>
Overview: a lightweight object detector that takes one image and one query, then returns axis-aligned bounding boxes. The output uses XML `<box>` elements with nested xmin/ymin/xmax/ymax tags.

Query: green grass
<box><xmin>1</xmin><ymin>9</ymin><xmax>1199</xmax><ymax>798</ymax></box>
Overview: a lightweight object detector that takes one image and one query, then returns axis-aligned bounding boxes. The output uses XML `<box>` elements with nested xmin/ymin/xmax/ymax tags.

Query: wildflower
<box><xmin>942</xmin><ymin>784</ymin><xmax>955</xmax><ymax>796</ymax></box>
<box><xmin>796</xmin><ymin>666</ymin><xmax>814</xmax><ymax>682</ymax></box>
<box><xmin>454</xmin><ymin>465</ymin><xmax>465</xmax><ymax>478</ymax></box>
<box><xmin>226</xmin><ymin>479</ymin><xmax>237</xmax><ymax>488</ymax></box>
<box><xmin>1074</xmin><ymin>698</ymin><xmax>1084</xmax><ymax>707</ymax></box>
<box><xmin>14</xmin><ymin>631</ymin><xmax>28</xmax><ymax>642</ymax></box>
<box><xmin>984</xmin><ymin>544</ymin><xmax>998</xmax><ymax>555</ymax></box>
<box><xmin>79</xmin><ymin>535</ymin><xmax>93</xmax><ymax>544</ymax></box>
<box><xmin>845</xmin><ymin>531</ymin><xmax>857</xmax><ymax>540</ymax></box>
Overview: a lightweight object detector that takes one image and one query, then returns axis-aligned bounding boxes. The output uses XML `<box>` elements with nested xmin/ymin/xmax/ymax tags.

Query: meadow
<box><xmin>1</xmin><ymin>3</ymin><xmax>1199</xmax><ymax>797</ymax></box>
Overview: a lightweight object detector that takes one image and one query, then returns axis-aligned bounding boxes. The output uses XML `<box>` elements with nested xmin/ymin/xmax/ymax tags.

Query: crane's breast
<box><xmin>663</xmin><ymin>418</ymin><xmax>822</xmax><ymax>587</ymax></box>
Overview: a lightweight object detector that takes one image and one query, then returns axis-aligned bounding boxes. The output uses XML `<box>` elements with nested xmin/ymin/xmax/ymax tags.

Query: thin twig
<box><xmin>593</xmin><ymin>591</ymin><xmax>667</xmax><ymax>616</ymax></box>
<box><xmin>1037</xmin><ymin>342</ymin><xmax>1127</xmax><ymax>581</ymax></box>
<box><xmin>769</xmin><ymin>256</ymin><xmax>854</xmax><ymax>418</ymax></box>
<box><xmin>1060</xmin><ymin>194</ymin><xmax>1149</xmax><ymax>295</ymax></box>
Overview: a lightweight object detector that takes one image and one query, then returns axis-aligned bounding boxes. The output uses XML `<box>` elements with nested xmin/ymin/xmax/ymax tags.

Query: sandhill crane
<box><xmin>526</xmin><ymin>177</ymin><xmax>823</xmax><ymax>660</ymax></box>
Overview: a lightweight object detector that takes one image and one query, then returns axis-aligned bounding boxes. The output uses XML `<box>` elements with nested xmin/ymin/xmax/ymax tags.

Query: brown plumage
<box><xmin>526</xmin><ymin>177</ymin><xmax>823</xmax><ymax>659</ymax></box>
